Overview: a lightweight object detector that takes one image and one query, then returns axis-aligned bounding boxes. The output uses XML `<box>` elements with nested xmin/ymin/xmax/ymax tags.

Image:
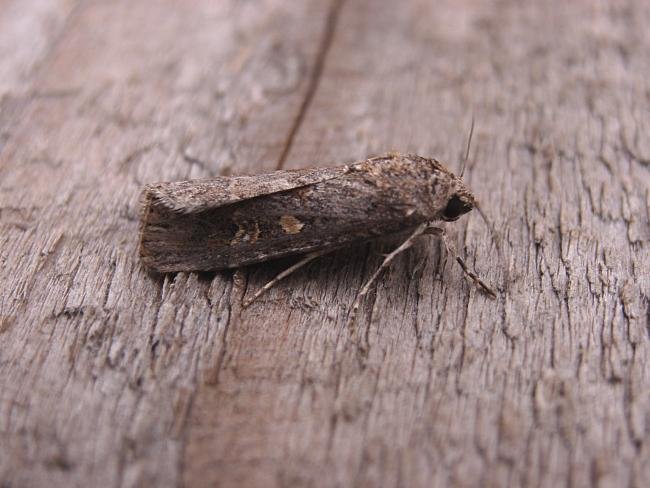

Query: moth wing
<box><xmin>142</xmin><ymin>166</ymin><xmax>348</xmax><ymax>214</ymax></box>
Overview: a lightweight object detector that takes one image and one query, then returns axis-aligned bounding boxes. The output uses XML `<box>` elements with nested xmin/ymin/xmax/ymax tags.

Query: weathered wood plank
<box><xmin>0</xmin><ymin>0</ymin><xmax>80</xmax><ymax>155</ymax></box>
<box><xmin>185</xmin><ymin>1</ymin><xmax>650</xmax><ymax>487</ymax></box>
<box><xmin>0</xmin><ymin>0</ymin><xmax>79</xmax><ymax>96</ymax></box>
<box><xmin>1</xmin><ymin>1</ymin><xmax>649</xmax><ymax>487</ymax></box>
<box><xmin>0</xmin><ymin>0</ymin><xmax>338</xmax><ymax>486</ymax></box>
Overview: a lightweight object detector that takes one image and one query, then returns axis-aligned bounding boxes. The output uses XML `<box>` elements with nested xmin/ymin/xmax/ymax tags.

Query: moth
<box><xmin>139</xmin><ymin>151</ymin><xmax>497</xmax><ymax>311</ymax></box>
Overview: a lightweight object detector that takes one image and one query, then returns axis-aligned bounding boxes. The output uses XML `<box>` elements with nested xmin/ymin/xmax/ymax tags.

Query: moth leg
<box><xmin>425</xmin><ymin>225</ymin><xmax>496</xmax><ymax>299</ymax></box>
<box><xmin>242</xmin><ymin>249</ymin><xmax>332</xmax><ymax>308</ymax></box>
<box><xmin>351</xmin><ymin>223</ymin><xmax>429</xmax><ymax>316</ymax></box>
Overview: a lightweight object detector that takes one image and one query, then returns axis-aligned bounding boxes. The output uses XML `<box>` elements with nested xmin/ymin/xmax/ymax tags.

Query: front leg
<box><xmin>424</xmin><ymin>224</ymin><xmax>496</xmax><ymax>299</ymax></box>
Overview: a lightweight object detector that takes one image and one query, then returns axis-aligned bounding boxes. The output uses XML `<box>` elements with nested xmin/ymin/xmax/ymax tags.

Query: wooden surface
<box><xmin>1</xmin><ymin>1</ymin><xmax>649</xmax><ymax>487</ymax></box>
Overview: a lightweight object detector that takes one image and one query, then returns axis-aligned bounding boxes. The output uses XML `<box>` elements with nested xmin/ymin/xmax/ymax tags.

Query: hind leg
<box><xmin>243</xmin><ymin>249</ymin><xmax>332</xmax><ymax>308</ymax></box>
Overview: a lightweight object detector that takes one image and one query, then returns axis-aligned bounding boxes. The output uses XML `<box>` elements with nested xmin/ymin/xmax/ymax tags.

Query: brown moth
<box><xmin>139</xmin><ymin>153</ymin><xmax>496</xmax><ymax>309</ymax></box>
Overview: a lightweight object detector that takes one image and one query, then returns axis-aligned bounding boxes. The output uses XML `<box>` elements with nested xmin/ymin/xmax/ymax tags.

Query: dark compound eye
<box><xmin>442</xmin><ymin>195</ymin><xmax>472</xmax><ymax>221</ymax></box>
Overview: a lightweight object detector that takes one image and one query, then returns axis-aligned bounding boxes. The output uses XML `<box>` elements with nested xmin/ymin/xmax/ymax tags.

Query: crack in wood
<box><xmin>275</xmin><ymin>0</ymin><xmax>345</xmax><ymax>170</ymax></box>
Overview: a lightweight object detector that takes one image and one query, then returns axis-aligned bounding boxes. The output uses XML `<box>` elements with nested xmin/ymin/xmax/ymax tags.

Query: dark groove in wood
<box><xmin>275</xmin><ymin>0</ymin><xmax>345</xmax><ymax>170</ymax></box>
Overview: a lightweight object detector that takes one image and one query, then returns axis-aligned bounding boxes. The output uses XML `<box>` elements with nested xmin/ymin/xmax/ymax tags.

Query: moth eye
<box><xmin>442</xmin><ymin>195</ymin><xmax>472</xmax><ymax>221</ymax></box>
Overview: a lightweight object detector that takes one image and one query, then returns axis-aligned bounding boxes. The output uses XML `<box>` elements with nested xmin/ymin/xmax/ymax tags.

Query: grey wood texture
<box><xmin>1</xmin><ymin>1</ymin><xmax>649</xmax><ymax>487</ymax></box>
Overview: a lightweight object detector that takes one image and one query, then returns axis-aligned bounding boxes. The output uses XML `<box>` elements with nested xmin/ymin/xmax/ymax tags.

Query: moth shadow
<box><xmin>139</xmin><ymin>262</ymin><xmax>218</xmax><ymax>287</ymax></box>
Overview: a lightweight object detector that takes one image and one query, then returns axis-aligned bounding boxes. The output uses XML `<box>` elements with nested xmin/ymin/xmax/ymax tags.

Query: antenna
<box><xmin>475</xmin><ymin>200</ymin><xmax>507</xmax><ymax>294</ymax></box>
<box><xmin>475</xmin><ymin>202</ymin><xmax>498</xmax><ymax>248</ymax></box>
<box><xmin>460</xmin><ymin>116</ymin><xmax>474</xmax><ymax>178</ymax></box>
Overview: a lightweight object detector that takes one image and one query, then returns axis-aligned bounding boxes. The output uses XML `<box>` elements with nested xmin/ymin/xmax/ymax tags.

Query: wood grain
<box><xmin>1</xmin><ymin>1</ymin><xmax>649</xmax><ymax>487</ymax></box>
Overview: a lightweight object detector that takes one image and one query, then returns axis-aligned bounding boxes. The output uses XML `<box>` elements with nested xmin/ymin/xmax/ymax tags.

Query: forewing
<box><xmin>139</xmin><ymin>161</ymin><xmax>425</xmax><ymax>272</ymax></box>
<box><xmin>142</xmin><ymin>166</ymin><xmax>348</xmax><ymax>214</ymax></box>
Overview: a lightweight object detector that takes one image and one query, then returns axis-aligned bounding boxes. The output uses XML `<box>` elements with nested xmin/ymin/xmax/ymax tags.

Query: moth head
<box><xmin>441</xmin><ymin>181</ymin><xmax>475</xmax><ymax>222</ymax></box>
<box><xmin>439</xmin><ymin>116</ymin><xmax>478</xmax><ymax>222</ymax></box>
